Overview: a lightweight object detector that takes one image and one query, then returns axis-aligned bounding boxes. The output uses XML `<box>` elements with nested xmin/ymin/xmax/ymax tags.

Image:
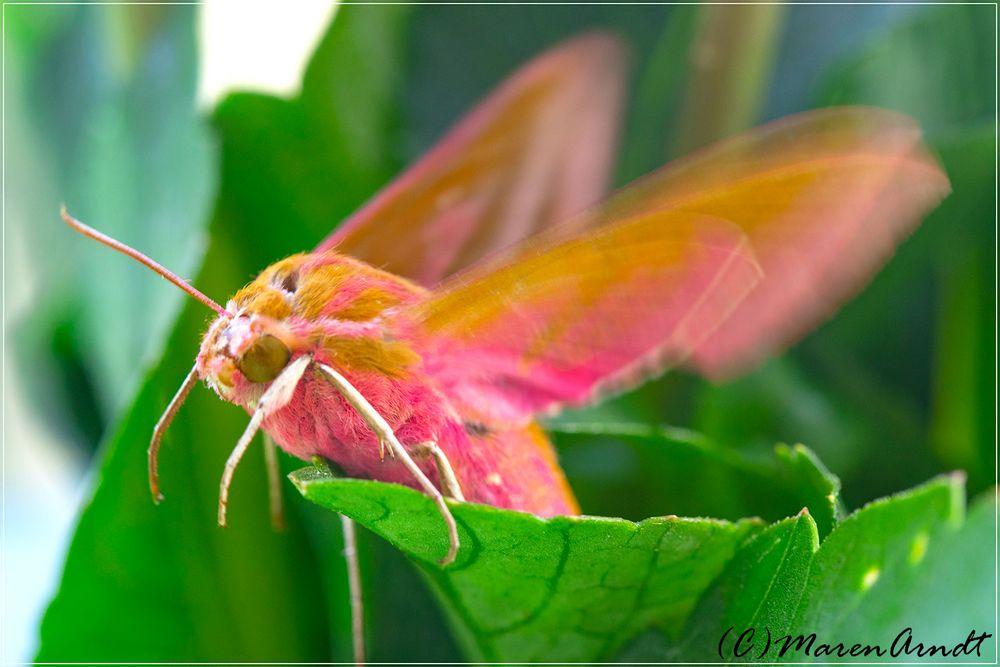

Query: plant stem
<box><xmin>670</xmin><ymin>4</ymin><xmax>786</xmax><ymax>155</ymax></box>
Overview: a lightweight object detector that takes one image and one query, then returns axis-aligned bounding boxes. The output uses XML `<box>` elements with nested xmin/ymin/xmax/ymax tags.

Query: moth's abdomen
<box><xmin>262</xmin><ymin>367</ymin><xmax>579</xmax><ymax>517</ymax></box>
<box><xmin>447</xmin><ymin>421</ymin><xmax>580</xmax><ymax>516</ymax></box>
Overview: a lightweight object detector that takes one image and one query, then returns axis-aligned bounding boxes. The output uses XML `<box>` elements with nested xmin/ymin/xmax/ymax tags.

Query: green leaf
<box><xmin>694</xmin><ymin>358</ymin><xmax>871</xmax><ymax>478</ymax></box>
<box><xmin>677</xmin><ymin>512</ymin><xmax>820</xmax><ymax>660</ymax></box>
<box><xmin>37</xmin><ymin>6</ymin><xmax>411</xmax><ymax>662</ymax></box>
<box><xmin>291</xmin><ymin>468</ymin><xmax>761</xmax><ymax>662</ymax></box>
<box><xmin>9</xmin><ymin>5</ymin><xmax>215</xmax><ymax>425</ymax></box>
<box><xmin>551</xmin><ymin>423</ymin><xmax>841</xmax><ymax>539</ymax></box>
<box><xmin>817</xmin><ymin>4</ymin><xmax>994</xmax><ymax>137</ymax></box>
<box><xmin>927</xmin><ymin>130</ymin><xmax>996</xmax><ymax>494</ymax></box>
<box><xmin>36</xmin><ymin>314</ymin><xmax>330</xmax><ymax>662</ymax></box>
<box><xmin>673</xmin><ymin>474</ymin><xmax>993</xmax><ymax>662</ymax></box>
<box><xmin>772</xmin><ymin>444</ymin><xmax>843</xmax><ymax>539</ymax></box>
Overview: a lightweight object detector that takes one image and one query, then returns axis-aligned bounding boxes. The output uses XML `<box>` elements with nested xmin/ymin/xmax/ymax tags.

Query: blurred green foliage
<box><xmin>9</xmin><ymin>3</ymin><xmax>995</xmax><ymax>663</ymax></box>
<box><xmin>8</xmin><ymin>6</ymin><xmax>213</xmax><ymax>444</ymax></box>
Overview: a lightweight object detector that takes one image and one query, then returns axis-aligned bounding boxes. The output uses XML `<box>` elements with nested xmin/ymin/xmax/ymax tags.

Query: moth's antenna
<box><xmin>61</xmin><ymin>206</ymin><xmax>229</xmax><ymax>316</ymax></box>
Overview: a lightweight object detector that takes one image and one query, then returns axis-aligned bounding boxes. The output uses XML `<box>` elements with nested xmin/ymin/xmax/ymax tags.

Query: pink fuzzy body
<box><xmin>196</xmin><ymin>252</ymin><xmax>579</xmax><ymax>517</ymax></box>
<box><xmin>260</xmin><ymin>364</ymin><xmax>577</xmax><ymax>516</ymax></box>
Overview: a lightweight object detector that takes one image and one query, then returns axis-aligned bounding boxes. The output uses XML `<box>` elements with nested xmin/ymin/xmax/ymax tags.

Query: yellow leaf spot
<box><xmin>909</xmin><ymin>531</ymin><xmax>929</xmax><ymax>564</ymax></box>
<box><xmin>861</xmin><ymin>566</ymin><xmax>880</xmax><ymax>591</ymax></box>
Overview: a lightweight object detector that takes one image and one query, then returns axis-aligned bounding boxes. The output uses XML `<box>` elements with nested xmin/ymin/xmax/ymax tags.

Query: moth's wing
<box><xmin>409</xmin><ymin>107</ymin><xmax>948</xmax><ymax>422</ymax></box>
<box><xmin>599</xmin><ymin>106</ymin><xmax>950</xmax><ymax>379</ymax></box>
<box><xmin>409</xmin><ymin>212</ymin><xmax>763</xmax><ymax>423</ymax></box>
<box><xmin>316</xmin><ymin>32</ymin><xmax>626</xmax><ymax>286</ymax></box>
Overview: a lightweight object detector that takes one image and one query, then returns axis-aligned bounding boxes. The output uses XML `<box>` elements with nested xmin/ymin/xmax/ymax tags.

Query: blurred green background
<box><xmin>5</xmin><ymin>3</ymin><xmax>995</xmax><ymax>663</ymax></box>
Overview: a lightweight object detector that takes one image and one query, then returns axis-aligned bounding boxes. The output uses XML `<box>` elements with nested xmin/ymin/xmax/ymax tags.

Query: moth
<box><xmin>65</xmin><ymin>30</ymin><xmax>947</xmax><ymax>593</ymax></box>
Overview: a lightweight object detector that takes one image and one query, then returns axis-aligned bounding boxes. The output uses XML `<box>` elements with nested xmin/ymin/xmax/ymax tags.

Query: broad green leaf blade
<box><xmin>36</xmin><ymin>315</ymin><xmax>330</xmax><ymax>662</ymax></box>
<box><xmin>551</xmin><ymin>423</ymin><xmax>842</xmax><ymax>538</ymax></box>
<box><xmin>290</xmin><ymin>469</ymin><xmax>761</xmax><ymax>662</ymax></box>
<box><xmin>9</xmin><ymin>5</ymin><xmax>214</xmax><ymax>424</ymax></box>
<box><xmin>4</xmin><ymin>5</ymin><xmax>216</xmax><ymax>449</ymax></box>
<box><xmin>790</xmin><ymin>482</ymin><xmax>993</xmax><ymax>663</ymax></box>
<box><xmin>37</xmin><ymin>6</ymin><xmax>411</xmax><ymax>662</ymax></box>
<box><xmin>674</xmin><ymin>475</ymin><xmax>994</xmax><ymax>663</ymax></box>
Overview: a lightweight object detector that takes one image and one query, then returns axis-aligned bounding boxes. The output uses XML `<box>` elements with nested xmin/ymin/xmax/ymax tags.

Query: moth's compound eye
<box><xmin>237</xmin><ymin>334</ymin><xmax>291</xmax><ymax>383</ymax></box>
<box><xmin>273</xmin><ymin>270</ymin><xmax>299</xmax><ymax>294</ymax></box>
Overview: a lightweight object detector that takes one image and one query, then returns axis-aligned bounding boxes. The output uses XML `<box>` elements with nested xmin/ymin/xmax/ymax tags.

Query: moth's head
<box><xmin>62</xmin><ymin>205</ymin><xmax>419</xmax><ymax>406</ymax></box>
<box><xmin>197</xmin><ymin>254</ymin><xmax>312</xmax><ymax>401</ymax></box>
<box><xmin>60</xmin><ymin>210</ymin><xmax>345</xmax><ymax>500</ymax></box>
<box><xmin>197</xmin><ymin>314</ymin><xmax>292</xmax><ymax>400</ymax></box>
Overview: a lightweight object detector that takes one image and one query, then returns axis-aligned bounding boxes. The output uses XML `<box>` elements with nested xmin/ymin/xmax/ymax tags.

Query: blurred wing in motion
<box><xmin>317</xmin><ymin>32</ymin><xmax>627</xmax><ymax>286</ymax></box>
<box><xmin>599</xmin><ymin>106</ymin><xmax>950</xmax><ymax>379</ymax></box>
<box><xmin>410</xmin><ymin>107</ymin><xmax>948</xmax><ymax>422</ymax></box>
<box><xmin>410</xmin><ymin>212</ymin><xmax>762</xmax><ymax>423</ymax></box>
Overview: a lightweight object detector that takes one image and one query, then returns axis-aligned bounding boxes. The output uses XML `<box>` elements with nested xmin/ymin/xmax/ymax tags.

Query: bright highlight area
<box><xmin>861</xmin><ymin>566</ymin><xmax>881</xmax><ymax>591</ymax></box>
<box><xmin>198</xmin><ymin>0</ymin><xmax>338</xmax><ymax>107</ymax></box>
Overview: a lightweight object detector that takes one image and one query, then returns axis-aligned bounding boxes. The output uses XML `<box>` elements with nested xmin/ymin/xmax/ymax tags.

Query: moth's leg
<box><xmin>413</xmin><ymin>441</ymin><xmax>466</xmax><ymax>502</ymax></box>
<box><xmin>341</xmin><ymin>515</ymin><xmax>366</xmax><ymax>666</ymax></box>
<box><xmin>316</xmin><ymin>363</ymin><xmax>460</xmax><ymax>566</ymax></box>
<box><xmin>263</xmin><ymin>434</ymin><xmax>286</xmax><ymax>531</ymax></box>
<box><xmin>149</xmin><ymin>362</ymin><xmax>200</xmax><ymax>503</ymax></box>
<box><xmin>309</xmin><ymin>454</ymin><xmax>376</xmax><ymax>660</ymax></box>
<box><xmin>219</xmin><ymin>355</ymin><xmax>312</xmax><ymax>527</ymax></box>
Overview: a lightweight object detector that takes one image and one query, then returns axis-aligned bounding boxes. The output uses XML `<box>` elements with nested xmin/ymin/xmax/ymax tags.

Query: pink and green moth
<box><xmin>64</xmin><ymin>31</ymin><xmax>948</xmax><ymax>660</ymax></box>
